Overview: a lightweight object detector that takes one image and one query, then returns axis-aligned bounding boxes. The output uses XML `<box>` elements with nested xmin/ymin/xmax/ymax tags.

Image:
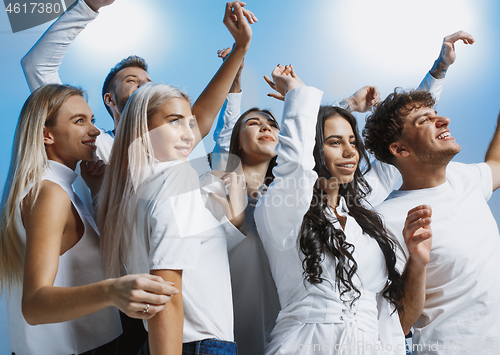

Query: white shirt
<box><xmin>126</xmin><ymin>160</ymin><xmax>241</xmax><ymax>343</ymax></box>
<box><xmin>21</xmin><ymin>0</ymin><xmax>97</xmax><ymax>91</ymax></box>
<box><xmin>7</xmin><ymin>160</ymin><xmax>121</xmax><ymax>355</ymax></box>
<box><xmin>211</xmin><ymin>92</ymin><xmax>243</xmax><ymax>171</ymax></box>
<box><xmin>254</xmin><ymin>86</ymin><xmax>405</xmax><ymax>355</ymax></box>
<box><xmin>376</xmin><ymin>162</ymin><xmax>500</xmax><ymax>355</ymax></box>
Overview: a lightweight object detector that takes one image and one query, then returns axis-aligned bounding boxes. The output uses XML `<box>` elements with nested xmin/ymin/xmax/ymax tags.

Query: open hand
<box><xmin>430</xmin><ymin>30</ymin><xmax>474</xmax><ymax>79</ymax></box>
<box><xmin>223</xmin><ymin>1</ymin><xmax>257</xmax><ymax>52</ymax></box>
<box><xmin>345</xmin><ymin>85</ymin><xmax>381</xmax><ymax>113</ymax></box>
<box><xmin>402</xmin><ymin>205</ymin><xmax>432</xmax><ymax>268</ymax></box>
<box><xmin>264</xmin><ymin>64</ymin><xmax>305</xmax><ymax>101</ymax></box>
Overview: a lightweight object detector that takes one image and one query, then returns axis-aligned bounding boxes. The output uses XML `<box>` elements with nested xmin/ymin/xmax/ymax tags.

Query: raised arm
<box><xmin>192</xmin><ymin>1</ymin><xmax>256</xmax><ymax>142</ymax></box>
<box><xmin>399</xmin><ymin>205</ymin><xmax>432</xmax><ymax>335</ymax></box>
<box><xmin>21</xmin><ymin>181</ymin><xmax>177</xmax><ymax>325</ymax></box>
<box><xmin>335</xmin><ymin>86</ymin><xmax>381</xmax><ymax>113</ymax></box>
<box><xmin>429</xmin><ymin>30</ymin><xmax>474</xmax><ymax>79</ymax></box>
<box><xmin>218</xmin><ymin>46</ymin><xmax>244</xmax><ymax>95</ymax></box>
<box><xmin>211</xmin><ymin>47</ymin><xmax>245</xmax><ymax>170</ymax></box>
<box><xmin>417</xmin><ymin>30</ymin><xmax>474</xmax><ymax>103</ymax></box>
<box><xmin>485</xmin><ymin>111</ymin><xmax>500</xmax><ymax>191</ymax></box>
<box><xmin>256</xmin><ymin>66</ymin><xmax>323</xmax><ymax>249</ymax></box>
<box><xmin>21</xmin><ymin>0</ymin><xmax>114</xmax><ymax>92</ymax></box>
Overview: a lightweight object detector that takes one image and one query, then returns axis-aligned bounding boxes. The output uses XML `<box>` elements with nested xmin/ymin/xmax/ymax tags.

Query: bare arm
<box><xmin>399</xmin><ymin>205</ymin><xmax>432</xmax><ymax>335</ymax></box>
<box><xmin>148</xmin><ymin>270</ymin><xmax>184</xmax><ymax>355</ymax></box>
<box><xmin>192</xmin><ymin>1</ymin><xmax>256</xmax><ymax>143</ymax></box>
<box><xmin>429</xmin><ymin>30</ymin><xmax>474</xmax><ymax>80</ymax></box>
<box><xmin>211</xmin><ymin>46</ymin><xmax>245</xmax><ymax>169</ymax></box>
<box><xmin>485</xmin><ymin>111</ymin><xmax>500</xmax><ymax>191</ymax></box>
<box><xmin>415</xmin><ymin>31</ymin><xmax>474</xmax><ymax>104</ymax></box>
<box><xmin>21</xmin><ymin>181</ymin><xmax>177</xmax><ymax>325</ymax></box>
<box><xmin>218</xmin><ymin>46</ymin><xmax>244</xmax><ymax>94</ymax></box>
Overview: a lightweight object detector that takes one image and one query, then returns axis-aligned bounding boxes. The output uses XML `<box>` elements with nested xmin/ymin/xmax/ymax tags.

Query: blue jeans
<box><xmin>137</xmin><ymin>338</ymin><xmax>237</xmax><ymax>355</ymax></box>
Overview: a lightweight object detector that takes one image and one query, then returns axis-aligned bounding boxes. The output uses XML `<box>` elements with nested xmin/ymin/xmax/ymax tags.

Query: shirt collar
<box><xmin>45</xmin><ymin>160</ymin><xmax>78</xmax><ymax>188</ymax></box>
<box><xmin>335</xmin><ymin>195</ymin><xmax>350</xmax><ymax>216</ymax></box>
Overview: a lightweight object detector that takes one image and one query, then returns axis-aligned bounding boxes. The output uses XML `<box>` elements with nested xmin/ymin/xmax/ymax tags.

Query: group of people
<box><xmin>0</xmin><ymin>1</ymin><xmax>499</xmax><ymax>355</ymax></box>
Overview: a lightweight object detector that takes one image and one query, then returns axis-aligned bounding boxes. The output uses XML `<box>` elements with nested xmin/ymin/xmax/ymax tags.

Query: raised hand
<box><xmin>343</xmin><ymin>86</ymin><xmax>381</xmax><ymax>113</ymax></box>
<box><xmin>403</xmin><ymin>205</ymin><xmax>432</xmax><ymax>268</ymax></box>
<box><xmin>223</xmin><ymin>1</ymin><xmax>257</xmax><ymax>52</ymax></box>
<box><xmin>430</xmin><ymin>30</ymin><xmax>474</xmax><ymax>79</ymax></box>
<box><xmin>109</xmin><ymin>274</ymin><xmax>179</xmax><ymax>320</ymax></box>
<box><xmin>84</xmin><ymin>0</ymin><xmax>115</xmax><ymax>12</ymax></box>
<box><xmin>264</xmin><ymin>64</ymin><xmax>305</xmax><ymax>101</ymax></box>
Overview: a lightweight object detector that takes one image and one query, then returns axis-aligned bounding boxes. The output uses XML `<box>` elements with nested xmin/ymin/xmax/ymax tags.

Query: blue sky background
<box><xmin>1</xmin><ymin>0</ymin><xmax>499</xmax><ymax>352</ymax></box>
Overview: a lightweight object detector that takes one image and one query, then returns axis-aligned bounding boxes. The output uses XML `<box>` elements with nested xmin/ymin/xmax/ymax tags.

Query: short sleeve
<box><xmin>449</xmin><ymin>162</ymin><xmax>493</xmax><ymax>201</ymax></box>
<box><xmin>144</xmin><ymin>162</ymin><xmax>218</xmax><ymax>270</ymax></box>
<box><xmin>148</xmin><ymin>197</ymin><xmax>202</xmax><ymax>270</ymax></box>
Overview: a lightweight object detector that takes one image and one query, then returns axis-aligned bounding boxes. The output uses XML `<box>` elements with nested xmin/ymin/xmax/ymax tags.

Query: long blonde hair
<box><xmin>0</xmin><ymin>84</ymin><xmax>84</xmax><ymax>291</ymax></box>
<box><xmin>98</xmin><ymin>83</ymin><xmax>191</xmax><ymax>278</ymax></box>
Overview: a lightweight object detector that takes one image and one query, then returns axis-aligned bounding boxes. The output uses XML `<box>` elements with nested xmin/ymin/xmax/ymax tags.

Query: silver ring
<box><xmin>143</xmin><ymin>304</ymin><xmax>150</xmax><ymax>313</ymax></box>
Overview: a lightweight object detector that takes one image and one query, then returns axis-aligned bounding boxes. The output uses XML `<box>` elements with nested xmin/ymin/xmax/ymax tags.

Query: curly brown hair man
<box><xmin>363</xmin><ymin>89</ymin><xmax>435</xmax><ymax>165</ymax></box>
<box><xmin>362</xmin><ymin>88</ymin><xmax>500</xmax><ymax>354</ymax></box>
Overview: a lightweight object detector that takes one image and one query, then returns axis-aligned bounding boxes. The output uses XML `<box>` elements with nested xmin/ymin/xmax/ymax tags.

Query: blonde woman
<box><xmin>0</xmin><ymin>84</ymin><xmax>177</xmax><ymax>355</ymax></box>
<box><xmin>98</xmin><ymin>83</ymin><xmax>246</xmax><ymax>355</ymax></box>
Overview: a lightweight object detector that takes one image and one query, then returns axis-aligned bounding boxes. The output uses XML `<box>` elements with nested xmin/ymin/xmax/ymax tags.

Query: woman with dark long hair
<box><xmin>221</xmin><ymin>105</ymin><xmax>282</xmax><ymax>355</ymax></box>
<box><xmin>210</xmin><ymin>47</ymin><xmax>388</xmax><ymax>355</ymax></box>
<box><xmin>255</xmin><ymin>66</ymin><xmax>428</xmax><ymax>354</ymax></box>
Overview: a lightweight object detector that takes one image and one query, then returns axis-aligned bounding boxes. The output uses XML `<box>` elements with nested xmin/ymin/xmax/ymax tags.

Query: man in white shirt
<box><xmin>362</xmin><ymin>65</ymin><xmax>500</xmax><ymax>353</ymax></box>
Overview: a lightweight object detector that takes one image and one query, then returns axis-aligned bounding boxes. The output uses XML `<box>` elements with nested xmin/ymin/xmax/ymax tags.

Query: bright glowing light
<box><xmin>75</xmin><ymin>0</ymin><xmax>165</xmax><ymax>57</ymax></box>
<box><xmin>326</xmin><ymin>0</ymin><xmax>477</xmax><ymax>76</ymax></box>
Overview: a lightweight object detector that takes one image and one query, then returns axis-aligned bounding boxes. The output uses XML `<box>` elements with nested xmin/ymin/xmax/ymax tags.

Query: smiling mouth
<box><xmin>258</xmin><ymin>136</ymin><xmax>275</xmax><ymax>142</ymax></box>
<box><xmin>337</xmin><ymin>163</ymin><xmax>356</xmax><ymax>169</ymax></box>
<box><xmin>175</xmin><ymin>147</ymin><xmax>191</xmax><ymax>156</ymax></box>
<box><xmin>83</xmin><ymin>141</ymin><xmax>96</xmax><ymax>148</ymax></box>
<box><xmin>437</xmin><ymin>132</ymin><xmax>451</xmax><ymax>140</ymax></box>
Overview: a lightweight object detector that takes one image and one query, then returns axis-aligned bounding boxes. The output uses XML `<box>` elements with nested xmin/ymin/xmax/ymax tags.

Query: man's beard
<box><xmin>412</xmin><ymin>141</ymin><xmax>461</xmax><ymax>166</ymax></box>
<box><xmin>115</xmin><ymin>93</ymin><xmax>130</xmax><ymax>114</ymax></box>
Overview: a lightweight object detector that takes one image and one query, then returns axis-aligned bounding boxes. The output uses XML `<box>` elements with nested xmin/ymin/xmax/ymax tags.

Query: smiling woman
<box><xmin>0</xmin><ymin>84</ymin><xmax>177</xmax><ymax>355</ymax></box>
<box><xmin>148</xmin><ymin>97</ymin><xmax>197</xmax><ymax>162</ymax></box>
<box><xmin>321</xmin><ymin>114</ymin><xmax>360</xmax><ymax>187</ymax></box>
<box><xmin>253</xmin><ymin>67</ymin><xmax>415</xmax><ymax>355</ymax></box>
<box><xmin>43</xmin><ymin>95</ymin><xmax>100</xmax><ymax>169</ymax></box>
<box><xmin>98</xmin><ymin>83</ymin><xmax>246</xmax><ymax>355</ymax></box>
<box><xmin>1</xmin><ymin>0</ymin><xmax>500</xmax><ymax>352</ymax></box>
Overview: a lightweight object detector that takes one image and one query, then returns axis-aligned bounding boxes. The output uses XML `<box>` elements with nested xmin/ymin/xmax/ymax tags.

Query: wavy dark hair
<box><xmin>226</xmin><ymin>107</ymin><xmax>278</xmax><ymax>187</ymax></box>
<box><xmin>299</xmin><ymin>106</ymin><xmax>403</xmax><ymax>312</ymax></box>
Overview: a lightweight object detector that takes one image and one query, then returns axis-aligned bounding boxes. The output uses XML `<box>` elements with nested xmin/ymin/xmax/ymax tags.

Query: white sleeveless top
<box><xmin>7</xmin><ymin>160</ymin><xmax>122</xmax><ymax>355</ymax></box>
